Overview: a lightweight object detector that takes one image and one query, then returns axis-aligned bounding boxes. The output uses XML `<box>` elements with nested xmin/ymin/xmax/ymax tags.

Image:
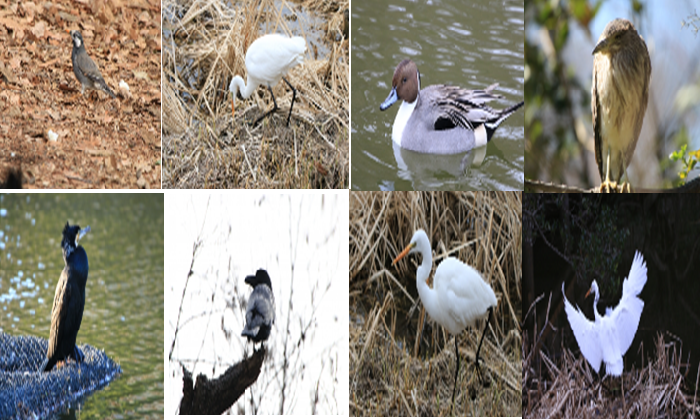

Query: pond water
<box><xmin>0</xmin><ymin>193</ymin><xmax>164</xmax><ymax>419</ymax></box>
<box><xmin>351</xmin><ymin>0</ymin><xmax>524</xmax><ymax>190</ymax></box>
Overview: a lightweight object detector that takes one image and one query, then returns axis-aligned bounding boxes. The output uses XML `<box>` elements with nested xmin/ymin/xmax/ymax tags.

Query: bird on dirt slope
<box><xmin>69</xmin><ymin>30</ymin><xmax>116</xmax><ymax>99</ymax></box>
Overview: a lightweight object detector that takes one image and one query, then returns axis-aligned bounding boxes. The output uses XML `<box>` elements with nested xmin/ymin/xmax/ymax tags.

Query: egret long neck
<box><xmin>230</xmin><ymin>75</ymin><xmax>257</xmax><ymax>104</ymax></box>
<box><xmin>592</xmin><ymin>289</ymin><xmax>601</xmax><ymax>321</ymax></box>
<box><xmin>415</xmin><ymin>250</ymin><xmax>439</xmax><ymax>316</ymax></box>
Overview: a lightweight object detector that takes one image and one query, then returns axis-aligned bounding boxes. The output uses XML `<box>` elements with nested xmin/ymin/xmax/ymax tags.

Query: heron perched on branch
<box><xmin>592</xmin><ymin>18</ymin><xmax>651</xmax><ymax>193</ymax></box>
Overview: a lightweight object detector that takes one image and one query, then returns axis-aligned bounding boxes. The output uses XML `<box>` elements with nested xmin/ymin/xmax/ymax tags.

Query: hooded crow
<box><xmin>242</xmin><ymin>269</ymin><xmax>275</xmax><ymax>346</ymax></box>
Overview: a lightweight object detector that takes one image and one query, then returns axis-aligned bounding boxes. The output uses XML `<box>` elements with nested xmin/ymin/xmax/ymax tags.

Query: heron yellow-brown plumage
<box><xmin>592</xmin><ymin>18</ymin><xmax>651</xmax><ymax>193</ymax></box>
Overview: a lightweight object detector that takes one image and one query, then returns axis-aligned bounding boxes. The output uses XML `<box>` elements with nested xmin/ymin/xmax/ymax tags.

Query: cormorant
<box><xmin>41</xmin><ymin>222</ymin><xmax>91</xmax><ymax>372</ymax></box>
<box><xmin>241</xmin><ymin>269</ymin><xmax>275</xmax><ymax>346</ymax></box>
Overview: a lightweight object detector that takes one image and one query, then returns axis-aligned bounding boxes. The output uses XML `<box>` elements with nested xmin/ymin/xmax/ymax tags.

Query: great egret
<box><xmin>242</xmin><ymin>269</ymin><xmax>275</xmax><ymax>348</ymax></box>
<box><xmin>392</xmin><ymin>229</ymin><xmax>498</xmax><ymax>409</ymax></box>
<box><xmin>562</xmin><ymin>250</ymin><xmax>647</xmax><ymax>376</ymax></box>
<box><xmin>229</xmin><ymin>33</ymin><xmax>306</xmax><ymax>126</ymax></box>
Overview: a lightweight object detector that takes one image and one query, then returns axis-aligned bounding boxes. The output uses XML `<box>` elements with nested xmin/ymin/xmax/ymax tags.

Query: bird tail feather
<box><xmin>606</xmin><ymin>358</ymin><xmax>623</xmax><ymax>376</ymax></box>
<box><xmin>241</xmin><ymin>326</ymin><xmax>260</xmax><ymax>338</ymax></box>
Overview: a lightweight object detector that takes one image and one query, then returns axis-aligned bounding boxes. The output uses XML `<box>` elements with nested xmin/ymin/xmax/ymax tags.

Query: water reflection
<box><xmin>0</xmin><ymin>193</ymin><xmax>164</xmax><ymax>419</ymax></box>
<box><xmin>351</xmin><ymin>0</ymin><xmax>524</xmax><ymax>190</ymax></box>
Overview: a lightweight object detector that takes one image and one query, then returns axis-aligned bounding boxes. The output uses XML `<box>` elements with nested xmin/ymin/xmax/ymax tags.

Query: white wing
<box><xmin>562</xmin><ymin>282</ymin><xmax>603</xmax><ymax>373</ymax></box>
<box><xmin>434</xmin><ymin>258</ymin><xmax>497</xmax><ymax>335</ymax></box>
<box><xmin>621</xmin><ymin>251</ymin><xmax>647</xmax><ymax>298</ymax></box>
<box><xmin>610</xmin><ymin>251</ymin><xmax>647</xmax><ymax>356</ymax></box>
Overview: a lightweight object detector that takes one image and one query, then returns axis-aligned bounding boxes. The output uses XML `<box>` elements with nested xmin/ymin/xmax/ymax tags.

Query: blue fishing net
<box><xmin>0</xmin><ymin>332</ymin><xmax>121</xmax><ymax>419</ymax></box>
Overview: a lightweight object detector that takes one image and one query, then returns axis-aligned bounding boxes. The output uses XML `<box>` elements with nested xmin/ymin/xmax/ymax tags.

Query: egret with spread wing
<box><xmin>562</xmin><ymin>250</ymin><xmax>647</xmax><ymax>376</ymax></box>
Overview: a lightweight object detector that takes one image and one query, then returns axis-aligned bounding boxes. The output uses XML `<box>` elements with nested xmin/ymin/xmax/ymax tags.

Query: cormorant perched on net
<box><xmin>241</xmin><ymin>269</ymin><xmax>275</xmax><ymax>347</ymax></box>
<box><xmin>41</xmin><ymin>222</ymin><xmax>91</xmax><ymax>372</ymax></box>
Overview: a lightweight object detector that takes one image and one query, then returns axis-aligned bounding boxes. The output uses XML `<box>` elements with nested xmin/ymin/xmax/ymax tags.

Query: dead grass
<box><xmin>523</xmin><ymin>332</ymin><xmax>700</xmax><ymax>418</ymax></box>
<box><xmin>349</xmin><ymin>192</ymin><xmax>522</xmax><ymax>416</ymax></box>
<box><xmin>162</xmin><ymin>0</ymin><xmax>348</xmax><ymax>188</ymax></box>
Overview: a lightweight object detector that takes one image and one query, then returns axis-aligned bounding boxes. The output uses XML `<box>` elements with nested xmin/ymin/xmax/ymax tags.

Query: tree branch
<box><xmin>179</xmin><ymin>347</ymin><xmax>267</xmax><ymax>414</ymax></box>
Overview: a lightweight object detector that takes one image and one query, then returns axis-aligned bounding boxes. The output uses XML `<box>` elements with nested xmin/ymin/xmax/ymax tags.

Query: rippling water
<box><xmin>351</xmin><ymin>0</ymin><xmax>524</xmax><ymax>190</ymax></box>
<box><xmin>0</xmin><ymin>193</ymin><xmax>164</xmax><ymax>419</ymax></box>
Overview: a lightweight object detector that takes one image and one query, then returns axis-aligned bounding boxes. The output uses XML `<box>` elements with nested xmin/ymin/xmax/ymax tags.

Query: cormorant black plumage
<box><xmin>241</xmin><ymin>269</ymin><xmax>275</xmax><ymax>345</ymax></box>
<box><xmin>42</xmin><ymin>222</ymin><xmax>91</xmax><ymax>372</ymax></box>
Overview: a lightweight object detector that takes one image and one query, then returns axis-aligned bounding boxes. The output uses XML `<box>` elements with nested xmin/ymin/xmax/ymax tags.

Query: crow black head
<box><xmin>245</xmin><ymin>269</ymin><xmax>271</xmax><ymax>288</ymax></box>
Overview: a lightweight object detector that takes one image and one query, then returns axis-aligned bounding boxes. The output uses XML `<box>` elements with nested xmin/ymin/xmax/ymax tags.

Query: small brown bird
<box><xmin>69</xmin><ymin>30</ymin><xmax>116</xmax><ymax>99</ymax></box>
<box><xmin>592</xmin><ymin>19</ymin><xmax>651</xmax><ymax>192</ymax></box>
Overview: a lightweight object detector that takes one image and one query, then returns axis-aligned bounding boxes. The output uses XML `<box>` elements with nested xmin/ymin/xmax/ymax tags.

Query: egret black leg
<box><xmin>474</xmin><ymin>307</ymin><xmax>493</xmax><ymax>384</ymax></box>
<box><xmin>282</xmin><ymin>77</ymin><xmax>297</xmax><ymax>126</ymax></box>
<box><xmin>451</xmin><ymin>337</ymin><xmax>459</xmax><ymax>415</ymax></box>
<box><xmin>253</xmin><ymin>84</ymin><xmax>280</xmax><ymax>126</ymax></box>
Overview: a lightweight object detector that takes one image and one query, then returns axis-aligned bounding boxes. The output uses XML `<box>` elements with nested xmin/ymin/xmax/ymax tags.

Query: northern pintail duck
<box><xmin>380</xmin><ymin>59</ymin><xmax>524</xmax><ymax>154</ymax></box>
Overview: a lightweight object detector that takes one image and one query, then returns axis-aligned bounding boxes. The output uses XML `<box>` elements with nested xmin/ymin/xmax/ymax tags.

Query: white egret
<box><xmin>229</xmin><ymin>33</ymin><xmax>306</xmax><ymax>126</ymax></box>
<box><xmin>392</xmin><ymin>229</ymin><xmax>498</xmax><ymax>409</ymax></box>
<box><xmin>562</xmin><ymin>250</ymin><xmax>647</xmax><ymax>376</ymax></box>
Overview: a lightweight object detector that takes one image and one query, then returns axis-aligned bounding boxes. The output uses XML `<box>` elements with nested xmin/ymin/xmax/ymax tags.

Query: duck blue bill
<box><xmin>380</xmin><ymin>87</ymin><xmax>398</xmax><ymax>111</ymax></box>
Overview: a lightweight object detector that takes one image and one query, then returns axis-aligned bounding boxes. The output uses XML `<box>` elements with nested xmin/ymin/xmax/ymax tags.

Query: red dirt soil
<box><xmin>0</xmin><ymin>0</ymin><xmax>161</xmax><ymax>189</ymax></box>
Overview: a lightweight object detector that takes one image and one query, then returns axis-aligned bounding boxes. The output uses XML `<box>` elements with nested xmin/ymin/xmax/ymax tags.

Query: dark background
<box><xmin>523</xmin><ymin>194</ymin><xmax>700</xmax><ymax>386</ymax></box>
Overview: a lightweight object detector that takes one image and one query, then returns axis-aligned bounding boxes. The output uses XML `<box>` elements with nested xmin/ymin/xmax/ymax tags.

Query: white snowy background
<box><xmin>164</xmin><ymin>191</ymin><xmax>348</xmax><ymax>415</ymax></box>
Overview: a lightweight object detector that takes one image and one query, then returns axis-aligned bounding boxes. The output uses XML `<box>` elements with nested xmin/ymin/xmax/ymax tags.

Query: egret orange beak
<box><xmin>392</xmin><ymin>242</ymin><xmax>416</xmax><ymax>265</ymax></box>
<box><xmin>584</xmin><ymin>288</ymin><xmax>592</xmax><ymax>298</ymax></box>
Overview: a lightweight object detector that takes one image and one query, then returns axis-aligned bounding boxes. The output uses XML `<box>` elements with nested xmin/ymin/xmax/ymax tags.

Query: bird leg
<box><xmin>451</xmin><ymin>337</ymin><xmax>459</xmax><ymax>415</ymax></box>
<box><xmin>72</xmin><ymin>345</ymin><xmax>85</xmax><ymax>363</ymax></box>
<box><xmin>619</xmin><ymin>154</ymin><xmax>633</xmax><ymax>193</ymax></box>
<box><xmin>282</xmin><ymin>76</ymin><xmax>297</xmax><ymax>127</ymax></box>
<box><xmin>253</xmin><ymin>85</ymin><xmax>280</xmax><ymax>127</ymax></box>
<box><xmin>599</xmin><ymin>151</ymin><xmax>616</xmax><ymax>193</ymax></box>
<box><xmin>598</xmin><ymin>151</ymin><xmax>633</xmax><ymax>192</ymax></box>
<box><xmin>473</xmin><ymin>307</ymin><xmax>493</xmax><ymax>385</ymax></box>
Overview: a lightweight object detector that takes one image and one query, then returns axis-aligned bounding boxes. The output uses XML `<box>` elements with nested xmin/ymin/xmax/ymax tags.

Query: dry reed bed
<box><xmin>349</xmin><ymin>192</ymin><xmax>522</xmax><ymax>416</ymax></box>
<box><xmin>524</xmin><ymin>332</ymin><xmax>700</xmax><ymax>418</ymax></box>
<box><xmin>162</xmin><ymin>0</ymin><xmax>348</xmax><ymax>188</ymax></box>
